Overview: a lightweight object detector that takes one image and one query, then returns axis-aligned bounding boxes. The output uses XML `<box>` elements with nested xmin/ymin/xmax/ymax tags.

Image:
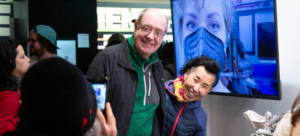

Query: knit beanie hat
<box><xmin>20</xmin><ymin>57</ymin><xmax>97</xmax><ymax>136</ymax></box>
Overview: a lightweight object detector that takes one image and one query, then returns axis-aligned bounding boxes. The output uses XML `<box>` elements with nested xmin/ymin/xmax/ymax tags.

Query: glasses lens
<box><xmin>142</xmin><ymin>26</ymin><xmax>151</xmax><ymax>33</ymax></box>
<box><xmin>27</xmin><ymin>38</ymin><xmax>38</xmax><ymax>43</ymax></box>
<box><xmin>156</xmin><ymin>32</ymin><xmax>163</xmax><ymax>38</ymax></box>
<box><xmin>140</xmin><ymin>25</ymin><xmax>165</xmax><ymax>39</ymax></box>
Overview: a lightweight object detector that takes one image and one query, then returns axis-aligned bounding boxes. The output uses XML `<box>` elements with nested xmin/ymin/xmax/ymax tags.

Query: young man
<box><xmin>27</xmin><ymin>25</ymin><xmax>59</xmax><ymax>66</ymax></box>
<box><xmin>87</xmin><ymin>8</ymin><xmax>168</xmax><ymax>135</ymax></box>
<box><xmin>163</xmin><ymin>55</ymin><xmax>220</xmax><ymax>136</ymax></box>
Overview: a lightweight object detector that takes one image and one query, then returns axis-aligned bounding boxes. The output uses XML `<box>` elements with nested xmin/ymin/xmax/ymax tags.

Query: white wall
<box><xmin>202</xmin><ymin>1</ymin><xmax>300</xmax><ymax>135</ymax></box>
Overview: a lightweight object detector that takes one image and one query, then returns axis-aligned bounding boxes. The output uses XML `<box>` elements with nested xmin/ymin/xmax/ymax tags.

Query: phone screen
<box><xmin>91</xmin><ymin>83</ymin><xmax>106</xmax><ymax>110</ymax></box>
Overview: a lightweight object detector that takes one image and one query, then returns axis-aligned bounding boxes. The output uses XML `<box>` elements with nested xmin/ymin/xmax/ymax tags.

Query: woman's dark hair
<box><xmin>0</xmin><ymin>39</ymin><xmax>21</xmax><ymax>92</ymax></box>
<box><xmin>37</xmin><ymin>34</ymin><xmax>58</xmax><ymax>54</ymax></box>
<box><xmin>179</xmin><ymin>55</ymin><xmax>220</xmax><ymax>87</ymax></box>
<box><xmin>291</xmin><ymin>93</ymin><xmax>300</xmax><ymax>126</ymax></box>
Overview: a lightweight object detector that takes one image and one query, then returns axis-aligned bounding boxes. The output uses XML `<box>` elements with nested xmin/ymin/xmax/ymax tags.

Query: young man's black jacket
<box><xmin>86</xmin><ymin>40</ymin><xmax>166</xmax><ymax>136</ymax></box>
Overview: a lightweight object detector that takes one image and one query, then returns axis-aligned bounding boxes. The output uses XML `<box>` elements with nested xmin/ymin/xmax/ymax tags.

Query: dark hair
<box><xmin>107</xmin><ymin>40</ymin><xmax>123</xmax><ymax>47</ymax></box>
<box><xmin>179</xmin><ymin>55</ymin><xmax>220</xmax><ymax>87</ymax></box>
<box><xmin>163</xmin><ymin>42</ymin><xmax>175</xmax><ymax>58</ymax></box>
<box><xmin>0</xmin><ymin>39</ymin><xmax>20</xmax><ymax>92</ymax></box>
<box><xmin>37</xmin><ymin>34</ymin><xmax>58</xmax><ymax>54</ymax></box>
<box><xmin>162</xmin><ymin>42</ymin><xmax>175</xmax><ymax>66</ymax></box>
<box><xmin>106</xmin><ymin>33</ymin><xmax>125</xmax><ymax>47</ymax></box>
<box><xmin>20</xmin><ymin>57</ymin><xmax>97</xmax><ymax>136</ymax></box>
<box><xmin>291</xmin><ymin>93</ymin><xmax>300</xmax><ymax>126</ymax></box>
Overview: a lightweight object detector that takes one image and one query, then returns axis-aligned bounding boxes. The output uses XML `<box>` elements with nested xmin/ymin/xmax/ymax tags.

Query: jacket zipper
<box><xmin>170</xmin><ymin>103</ymin><xmax>186</xmax><ymax>136</ymax></box>
<box><xmin>148</xmin><ymin>71</ymin><xmax>151</xmax><ymax>96</ymax></box>
<box><xmin>143</xmin><ymin>63</ymin><xmax>147</xmax><ymax>106</ymax></box>
<box><xmin>143</xmin><ymin>60</ymin><xmax>158</xmax><ymax>106</ymax></box>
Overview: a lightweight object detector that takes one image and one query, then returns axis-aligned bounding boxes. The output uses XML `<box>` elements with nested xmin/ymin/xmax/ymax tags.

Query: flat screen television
<box><xmin>171</xmin><ymin>0</ymin><xmax>281</xmax><ymax>100</ymax></box>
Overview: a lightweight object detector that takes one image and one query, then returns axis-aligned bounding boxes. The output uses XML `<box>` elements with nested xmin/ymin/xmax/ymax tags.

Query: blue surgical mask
<box><xmin>184</xmin><ymin>27</ymin><xmax>225</xmax><ymax>71</ymax></box>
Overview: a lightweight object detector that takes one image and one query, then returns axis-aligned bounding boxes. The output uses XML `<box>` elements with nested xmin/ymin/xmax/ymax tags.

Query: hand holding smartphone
<box><xmin>87</xmin><ymin>77</ymin><xmax>109</xmax><ymax>111</ymax></box>
<box><xmin>96</xmin><ymin>103</ymin><xmax>117</xmax><ymax>136</ymax></box>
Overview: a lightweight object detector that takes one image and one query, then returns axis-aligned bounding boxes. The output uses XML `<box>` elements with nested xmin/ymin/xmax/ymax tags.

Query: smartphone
<box><xmin>86</xmin><ymin>77</ymin><xmax>109</xmax><ymax>110</ymax></box>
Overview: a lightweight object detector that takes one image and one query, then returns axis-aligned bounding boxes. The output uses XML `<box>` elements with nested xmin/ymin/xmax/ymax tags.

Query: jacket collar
<box><xmin>117</xmin><ymin>40</ymin><xmax>135</xmax><ymax>71</ymax></box>
<box><xmin>165</xmin><ymin>80</ymin><xmax>202</xmax><ymax>110</ymax></box>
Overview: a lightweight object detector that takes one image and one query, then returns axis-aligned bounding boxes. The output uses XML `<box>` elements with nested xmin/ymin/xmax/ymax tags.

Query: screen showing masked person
<box><xmin>172</xmin><ymin>0</ymin><xmax>280</xmax><ymax>98</ymax></box>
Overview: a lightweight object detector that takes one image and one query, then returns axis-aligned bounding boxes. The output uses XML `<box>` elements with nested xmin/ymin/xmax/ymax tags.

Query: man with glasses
<box><xmin>27</xmin><ymin>25</ymin><xmax>59</xmax><ymax>66</ymax></box>
<box><xmin>87</xmin><ymin>8</ymin><xmax>168</xmax><ymax>136</ymax></box>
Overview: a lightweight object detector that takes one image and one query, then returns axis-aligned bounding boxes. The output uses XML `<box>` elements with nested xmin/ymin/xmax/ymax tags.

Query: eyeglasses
<box><xmin>138</xmin><ymin>25</ymin><xmax>165</xmax><ymax>39</ymax></box>
<box><xmin>27</xmin><ymin>38</ymin><xmax>39</xmax><ymax>44</ymax></box>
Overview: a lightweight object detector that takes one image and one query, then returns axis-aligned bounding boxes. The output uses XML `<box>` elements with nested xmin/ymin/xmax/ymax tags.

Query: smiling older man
<box><xmin>87</xmin><ymin>8</ymin><xmax>168</xmax><ymax>136</ymax></box>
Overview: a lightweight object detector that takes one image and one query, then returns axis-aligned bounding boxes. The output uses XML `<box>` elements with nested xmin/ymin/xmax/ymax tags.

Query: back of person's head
<box><xmin>0</xmin><ymin>39</ymin><xmax>20</xmax><ymax>92</ymax></box>
<box><xmin>106</xmin><ymin>32</ymin><xmax>125</xmax><ymax>47</ymax></box>
<box><xmin>18</xmin><ymin>57</ymin><xmax>97</xmax><ymax>136</ymax></box>
<box><xmin>162</xmin><ymin>42</ymin><xmax>175</xmax><ymax>64</ymax></box>
<box><xmin>179</xmin><ymin>55</ymin><xmax>220</xmax><ymax>87</ymax></box>
<box><xmin>30</xmin><ymin>25</ymin><xmax>59</xmax><ymax>54</ymax></box>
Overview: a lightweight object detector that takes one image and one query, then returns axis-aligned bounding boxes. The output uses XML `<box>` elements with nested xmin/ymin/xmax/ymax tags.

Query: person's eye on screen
<box><xmin>210</xmin><ymin>22</ymin><xmax>219</xmax><ymax>32</ymax></box>
<box><xmin>187</xmin><ymin>22</ymin><xmax>196</xmax><ymax>30</ymax></box>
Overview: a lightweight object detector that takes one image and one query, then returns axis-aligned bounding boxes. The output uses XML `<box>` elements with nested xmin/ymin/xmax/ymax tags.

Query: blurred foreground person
<box><xmin>11</xmin><ymin>57</ymin><xmax>116</xmax><ymax>136</ymax></box>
